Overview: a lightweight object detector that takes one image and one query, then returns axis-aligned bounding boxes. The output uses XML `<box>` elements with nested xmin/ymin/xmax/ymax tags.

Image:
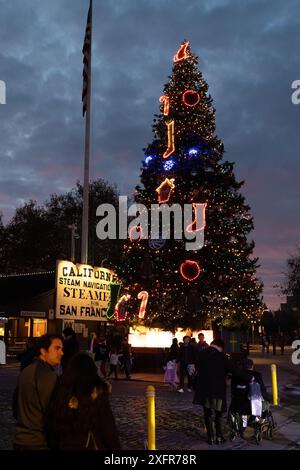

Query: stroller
<box><xmin>228</xmin><ymin>366</ymin><xmax>277</xmax><ymax>446</ymax></box>
<box><xmin>228</xmin><ymin>400</ymin><xmax>276</xmax><ymax>445</ymax></box>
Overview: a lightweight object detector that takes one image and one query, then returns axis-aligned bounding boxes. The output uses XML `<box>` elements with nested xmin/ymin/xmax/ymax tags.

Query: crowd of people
<box><xmin>11</xmin><ymin>329</ymin><xmax>277</xmax><ymax>449</ymax></box>
<box><xmin>163</xmin><ymin>333</ymin><xmax>271</xmax><ymax>445</ymax></box>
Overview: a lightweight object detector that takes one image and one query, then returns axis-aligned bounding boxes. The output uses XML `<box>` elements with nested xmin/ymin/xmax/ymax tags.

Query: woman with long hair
<box><xmin>46</xmin><ymin>352</ymin><xmax>121</xmax><ymax>450</ymax></box>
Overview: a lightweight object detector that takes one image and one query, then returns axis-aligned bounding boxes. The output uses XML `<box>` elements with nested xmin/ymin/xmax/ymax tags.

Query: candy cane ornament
<box><xmin>137</xmin><ymin>290</ymin><xmax>149</xmax><ymax>319</ymax></box>
<box><xmin>159</xmin><ymin>95</ymin><xmax>170</xmax><ymax>116</ymax></box>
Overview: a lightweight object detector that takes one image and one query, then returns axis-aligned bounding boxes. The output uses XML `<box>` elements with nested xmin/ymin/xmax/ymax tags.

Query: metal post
<box><xmin>68</xmin><ymin>224</ymin><xmax>79</xmax><ymax>263</ymax></box>
<box><xmin>81</xmin><ymin>0</ymin><xmax>93</xmax><ymax>264</ymax></box>
<box><xmin>271</xmin><ymin>364</ymin><xmax>278</xmax><ymax>405</ymax></box>
<box><xmin>146</xmin><ymin>385</ymin><xmax>156</xmax><ymax>450</ymax></box>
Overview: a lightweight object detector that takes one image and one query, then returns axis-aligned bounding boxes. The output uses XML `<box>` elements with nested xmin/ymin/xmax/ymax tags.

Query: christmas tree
<box><xmin>120</xmin><ymin>41</ymin><xmax>263</xmax><ymax>330</ymax></box>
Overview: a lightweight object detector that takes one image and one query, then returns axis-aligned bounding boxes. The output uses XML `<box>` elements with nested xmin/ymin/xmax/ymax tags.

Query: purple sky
<box><xmin>0</xmin><ymin>0</ymin><xmax>300</xmax><ymax>310</ymax></box>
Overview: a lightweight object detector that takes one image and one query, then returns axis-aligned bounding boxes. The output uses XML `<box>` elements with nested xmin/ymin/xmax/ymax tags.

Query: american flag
<box><xmin>82</xmin><ymin>0</ymin><xmax>92</xmax><ymax>117</ymax></box>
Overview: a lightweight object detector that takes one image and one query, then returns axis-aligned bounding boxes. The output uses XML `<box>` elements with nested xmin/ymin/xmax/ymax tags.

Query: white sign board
<box><xmin>20</xmin><ymin>311</ymin><xmax>46</xmax><ymax>318</ymax></box>
<box><xmin>55</xmin><ymin>260</ymin><xmax>117</xmax><ymax>322</ymax></box>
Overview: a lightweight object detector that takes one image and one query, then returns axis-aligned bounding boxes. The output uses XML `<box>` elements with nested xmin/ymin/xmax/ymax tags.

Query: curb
<box><xmin>284</xmin><ymin>384</ymin><xmax>300</xmax><ymax>395</ymax></box>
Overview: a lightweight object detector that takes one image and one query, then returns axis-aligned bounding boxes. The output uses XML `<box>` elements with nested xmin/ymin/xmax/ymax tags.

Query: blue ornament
<box><xmin>163</xmin><ymin>159</ymin><xmax>175</xmax><ymax>171</ymax></box>
<box><xmin>149</xmin><ymin>238</ymin><xmax>166</xmax><ymax>249</ymax></box>
<box><xmin>145</xmin><ymin>156</ymin><xmax>153</xmax><ymax>164</ymax></box>
<box><xmin>188</xmin><ymin>148</ymin><xmax>198</xmax><ymax>157</ymax></box>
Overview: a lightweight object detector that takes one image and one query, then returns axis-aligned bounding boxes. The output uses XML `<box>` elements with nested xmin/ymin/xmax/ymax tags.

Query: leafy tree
<box><xmin>282</xmin><ymin>248</ymin><xmax>300</xmax><ymax>297</ymax></box>
<box><xmin>0</xmin><ymin>179</ymin><xmax>122</xmax><ymax>274</ymax></box>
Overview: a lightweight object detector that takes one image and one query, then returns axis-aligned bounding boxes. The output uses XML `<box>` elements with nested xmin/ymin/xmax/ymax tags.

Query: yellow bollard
<box><xmin>271</xmin><ymin>364</ymin><xmax>278</xmax><ymax>405</ymax></box>
<box><xmin>146</xmin><ymin>385</ymin><xmax>156</xmax><ymax>450</ymax></box>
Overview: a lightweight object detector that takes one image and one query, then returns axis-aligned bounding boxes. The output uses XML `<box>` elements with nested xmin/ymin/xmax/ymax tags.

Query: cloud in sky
<box><xmin>0</xmin><ymin>0</ymin><xmax>300</xmax><ymax>310</ymax></box>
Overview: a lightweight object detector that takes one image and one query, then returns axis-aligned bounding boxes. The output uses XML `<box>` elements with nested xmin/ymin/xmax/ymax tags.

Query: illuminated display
<box><xmin>173</xmin><ymin>41</ymin><xmax>190</xmax><ymax>63</ymax></box>
<box><xmin>137</xmin><ymin>290</ymin><xmax>149</xmax><ymax>319</ymax></box>
<box><xmin>56</xmin><ymin>260</ymin><xmax>117</xmax><ymax>321</ymax></box>
<box><xmin>180</xmin><ymin>260</ymin><xmax>201</xmax><ymax>281</ymax></box>
<box><xmin>182</xmin><ymin>90</ymin><xmax>201</xmax><ymax>107</ymax></box>
<box><xmin>155</xmin><ymin>178</ymin><xmax>175</xmax><ymax>203</ymax></box>
<box><xmin>129</xmin><ymin>225</ymin><xmax>143</xmax><ymax>242</ymax></box>
<box><xmin>128</xmin><ymin>326</ymin><xmax>214</xmax><ymax>348</ymax></box>
<box><xmin>106</xmin><ymin>283</ymin><xmax>122</xmax><ymax>320</ymax></box>
<box><xmin>186</xmin><ymin>202</ymin><xmax>207</xmax><ymax>233</ymax></box>
<box><xmin>114</xmin><ymin>294</ymin><xmax>131</xmax><ymax>321</ymax></box>
<box><xmin>159</xmin><ymin>95</ymin><xmax>170</xmax><ymax>116</ymax></box>
<box><xmin>163</xmin><ymin>120</ymin><xmax>175</xmax><ymax>158</ymax></box>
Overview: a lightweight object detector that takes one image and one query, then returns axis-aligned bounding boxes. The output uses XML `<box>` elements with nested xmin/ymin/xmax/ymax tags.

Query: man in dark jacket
<box><xmin>13</xmin><ymin>334</ymin><xmax>63</xmax><ymax>450</ymax></box>
<box><xmin>61</xmin><ymin>327</ymin><xmax>80</xmax><ymax>370</ymax></box>
<box><xmin>177</xmin><ymin>336</ymin><xmax>196</xmax><ymax>393</ymax></box>
<box><xmin>196</xmin><ymin>333</ymin><xmax>209</xmax><ymax>353</ymax></box>
<box><xmin>193</xmin><ymin>338</ymin><xmax>249</xmax><ymax>445</ymax></box>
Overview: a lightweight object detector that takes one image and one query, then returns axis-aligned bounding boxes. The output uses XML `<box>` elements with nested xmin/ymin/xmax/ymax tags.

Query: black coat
<box><xmin>46</xmin><ymin>385</ymin><xmax>121</xmax><ymax>450</ymax></box>
<box><xmin>14</xmin><ymin>359</ymin><xmax>57</xmax><ymax>447</ymax></box>
<box><xmin>193</xmin><ymin>346</ymin><xmax>248</xmax><ymax>412</ymax></box>
<box><xmin>61</xmin><ymin>336</ymin><xmax>80</xmax><ymax>369</ymax></box>
<box><xmin>177</xmin><ymin>343</ymin><xmax>196</xmax><ymax>366</ymax></box>
<box><xmin>230</xmin><ymin>370</ymin><xmax>269</xmax><ymax>415</ymax></box>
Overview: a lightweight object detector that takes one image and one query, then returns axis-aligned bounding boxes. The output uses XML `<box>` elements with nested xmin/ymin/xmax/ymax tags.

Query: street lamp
<box><xmin>251</xmin><ymin>320</ymin><xmax>255</xmax><ymax>345</ymax></box>
<box><xmin>68</xmin><ymin>224</ymin><xmax>80</xmax><ymax>263</ymax></box>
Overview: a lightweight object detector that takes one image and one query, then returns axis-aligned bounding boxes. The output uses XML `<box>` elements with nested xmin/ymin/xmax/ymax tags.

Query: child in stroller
<box><xmin>228</xmin><ymin>358</ymin><xmax>276</xmax><ymax>444</ymax></box>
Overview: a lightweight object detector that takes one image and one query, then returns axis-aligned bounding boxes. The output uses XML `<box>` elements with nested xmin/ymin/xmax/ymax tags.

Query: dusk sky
<box><xmin>0</xmin><ymin>0</ymin><xmax>299</xmax><ymax>310</ymax></box>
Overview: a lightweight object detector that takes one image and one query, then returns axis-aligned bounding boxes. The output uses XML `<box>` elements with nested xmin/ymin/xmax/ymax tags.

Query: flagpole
<box><xmin>81</xmin><ymin>0</ymin><xmax>93</xmax><ymax>265</ymax></box>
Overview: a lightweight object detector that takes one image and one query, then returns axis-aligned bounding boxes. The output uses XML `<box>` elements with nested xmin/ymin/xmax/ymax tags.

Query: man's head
<box><xmin>183</xmin><ymin>336</ymin><xmax>190</xmax><ymax>345</ymax></box>
<box><xmin>37</xmin><ymin>334</ymin><xmax>63</xmax><ymax>367</ymax></box>
<box><xmin>62</xmin><ymin>327</ymin><xmax>75</xmax><ymax>340</ymax></box>
<box><xmin>198</xmin><ymin>333</ymin><xmax>205</xmax><ymax>343</ymax></box>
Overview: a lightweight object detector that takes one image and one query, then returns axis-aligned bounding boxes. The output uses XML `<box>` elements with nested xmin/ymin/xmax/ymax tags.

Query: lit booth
<box><xmin>129</xmin><ymin>326</ymin><xmax>214</xmax><ymax>372</ymax></box>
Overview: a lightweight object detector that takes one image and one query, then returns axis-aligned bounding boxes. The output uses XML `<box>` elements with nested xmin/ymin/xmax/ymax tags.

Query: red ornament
<box><xmin>180</xmin><ymin>260</ymin><xmax>201</xmax><ymax>281</ymax></box>
<box><xmin>129</xmin><ymin>225</ymin><xmax>143</xmax><ymax>242</ymax></box>
<box><xmin>182</xmin><ymin>90</ymin><xmax>201</xmax><ymax>107</ymax></box>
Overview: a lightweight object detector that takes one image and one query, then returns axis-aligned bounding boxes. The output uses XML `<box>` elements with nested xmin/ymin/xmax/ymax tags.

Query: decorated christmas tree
<box><xmin>120</xmin><ymin>41</ymin><xmax>263</xmax><ymax>330</ymax></box>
